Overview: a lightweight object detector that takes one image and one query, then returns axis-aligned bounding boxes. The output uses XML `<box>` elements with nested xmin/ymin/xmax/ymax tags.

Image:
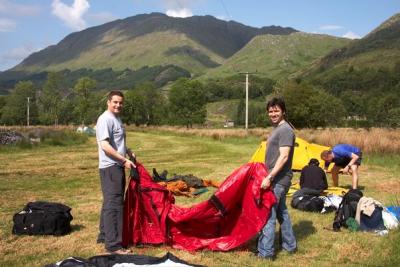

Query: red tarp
<box><xmin>122</xmin><ymin>162</ymin><xmax>276</xmax><ymax>251</ymax></box>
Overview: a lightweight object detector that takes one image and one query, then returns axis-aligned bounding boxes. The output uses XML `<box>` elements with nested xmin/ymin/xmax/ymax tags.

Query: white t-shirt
<box><xmin>96</xmin><ymin>110</ymin><xmax>126</xmax><ymax>169</ymax></box>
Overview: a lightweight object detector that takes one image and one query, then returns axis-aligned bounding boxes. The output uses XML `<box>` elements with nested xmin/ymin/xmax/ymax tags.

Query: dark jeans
<box><xmin>98</xmin><ymin>165</ymin><xmax>126</xmax><ymax>251</ymax></box>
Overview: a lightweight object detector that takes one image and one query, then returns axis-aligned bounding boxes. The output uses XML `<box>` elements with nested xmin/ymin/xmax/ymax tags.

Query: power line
<box><xmin>175</xmin><ymin>0</ymin><xmax>184</xmax><ymax>10</ymax></box>
<box><xmin>219</xmin><ymin>0</ymin><xmax>231</xmax><ymax>20</ymax></box>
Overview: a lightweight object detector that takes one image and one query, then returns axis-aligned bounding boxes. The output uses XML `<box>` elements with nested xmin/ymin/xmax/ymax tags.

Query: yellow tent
<box><xmin>249</xmin><ymin>137</ymin><xmax>333</xmax><ymax>171</ymax></box>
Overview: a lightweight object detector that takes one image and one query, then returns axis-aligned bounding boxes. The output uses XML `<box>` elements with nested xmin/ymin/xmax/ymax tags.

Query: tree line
<box><xmin>1</xmin><ymin>67</ymin><xmax>399</xmax><ymax>128</ymax></box>
<box><xmin>0</xmin><ymin>73</ymin><xmax>209</xmax><ymax>128</ymax></box>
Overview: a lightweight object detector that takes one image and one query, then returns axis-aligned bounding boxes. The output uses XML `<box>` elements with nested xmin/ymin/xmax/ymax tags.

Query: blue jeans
<box><xmin>258</xmin><ymin>183</ymin><xmax>297</xmax><ymax>257</ymax></box>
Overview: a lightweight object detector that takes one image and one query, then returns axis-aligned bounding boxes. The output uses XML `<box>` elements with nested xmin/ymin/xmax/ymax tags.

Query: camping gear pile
<box><xmin>332</xmin><ymin>189</ymin><xmax>399</xmax><ymax>233</ymax></box>
<box><xmin>152</xmin><ymin>168</ymin><xmax>221</xmax><ymax>197</ymax></box>
<box><xmin>288</xmin><ymin>186</ymin><xmax>399</xmax><ymax>234</ymax></box>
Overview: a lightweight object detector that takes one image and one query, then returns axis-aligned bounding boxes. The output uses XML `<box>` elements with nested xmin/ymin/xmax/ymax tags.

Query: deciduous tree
<box><xmin>169</xmin><ymin>79</ymin><xmax>207</xmax><ymax>128</ymax></box>
<box><xmin>73</xmin><ymin>77</ymin><xmax>97</xmax><ymax>125</ymax></box>
<box><xmin>38</xmin><ymin>72</ymin><xmax>62</xmax><ymax>125</ymax></box>
<box><xmin>1</xmin><ymin>81</ymin><xmax>37</xmax><ymax>125</ymax></box>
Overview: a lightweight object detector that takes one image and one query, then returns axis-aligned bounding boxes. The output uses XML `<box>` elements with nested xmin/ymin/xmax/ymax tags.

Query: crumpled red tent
<box><xmin>122</xmin><ymin>162</ymin><xmax>276</xmax><ymax>251</ymax></box>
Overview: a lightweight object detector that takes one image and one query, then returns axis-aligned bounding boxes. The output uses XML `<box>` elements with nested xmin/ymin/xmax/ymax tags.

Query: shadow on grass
<box><xmin>342</xmin><ymin>184</ymin><xmax>365</xmax><ymax>190</ymax></box>
<box><xmin>292</xmin><ymin>220</ymin><xmax>317</xmax><ymax>241</ymax></box>
<box><xmin>237</xmin><ymin>220</ymin><xmax>317</xmax><ymax>253</ymax></box>
<box><xmin>71</xmin><ymin>224</ymin><xmax>85</xmax><ymax>232</ymax></box>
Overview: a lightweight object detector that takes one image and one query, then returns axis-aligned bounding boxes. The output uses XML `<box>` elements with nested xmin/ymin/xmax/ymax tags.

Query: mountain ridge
<box><xmin>297</xmin><ymin>13</ymin><xmax>400</xmax><ymax>79</ymax></box>
<box><xmin>13</xmin><ymin>12</ymin><xmax>297</xmax><ymax>73</ymax></box>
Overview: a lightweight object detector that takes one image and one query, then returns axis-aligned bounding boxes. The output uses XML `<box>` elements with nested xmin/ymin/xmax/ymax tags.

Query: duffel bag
<box><xmin>12</xmin><ymin>201</ymin><xmax>73</xmax><ymax>235</ymax></box>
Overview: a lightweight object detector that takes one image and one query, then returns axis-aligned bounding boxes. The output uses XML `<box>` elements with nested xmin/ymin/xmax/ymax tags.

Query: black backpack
<box><xmin>291</xmin><ymin>188</ymin><xmax>324</xmax><ymax>213</ymax></box>
<box><xmin>291</xmin><ymin>195</ymin><xmax>324</xmax><ymax>212</ymax></box>
<box><xmin>12</xmin><ymin>201</ymin><xmax>73</xmax><ymax>235</ymax></box>
<box><xmin>333</xmin><ymin>189</ymin><xmax>363</xmax><ymax>231</ymax></box>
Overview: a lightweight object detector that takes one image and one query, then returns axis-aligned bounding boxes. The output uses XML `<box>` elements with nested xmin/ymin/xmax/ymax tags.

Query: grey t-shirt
<box><xmin>265</xmin><ymin>121</ymin><xmax>295</xmax><ymax>187</ymax></box>
<box><xmin>96</xmin><ymin>110</ymin><xmax>126</xmax><ymax>169</ymax></box>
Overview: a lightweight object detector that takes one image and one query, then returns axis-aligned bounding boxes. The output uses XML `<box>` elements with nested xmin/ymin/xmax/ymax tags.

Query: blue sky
<box><xmin>0</xmin><ymin>0</ymin><xmax>398</xmax><ymax>71</ymax></box>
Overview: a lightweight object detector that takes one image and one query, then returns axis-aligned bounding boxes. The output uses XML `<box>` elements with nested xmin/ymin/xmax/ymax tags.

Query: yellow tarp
<box><xmin>249</xmin><ymin>137</ymin><xmax>334</xmax><ymax>171</ymax></box>
<box><xmin>287</xmin><ymin>182</ymin><xmax>348</xmax><ymax>197</ymax></box>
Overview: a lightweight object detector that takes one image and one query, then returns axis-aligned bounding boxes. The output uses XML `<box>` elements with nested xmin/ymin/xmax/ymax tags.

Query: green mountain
<box><xmin>204</xmin><ymin>32</ymin><xmax>351</xmax><ymax>79</ymax></box>
<box><xmin>11</xmin><ymin>13</ymin><xmax>296</xmax><ymax>75</ymax></box>
<box><xmin>298</xmin><ymin>13</ymin><xmax>400</xmax><ymax>79</ymax></box>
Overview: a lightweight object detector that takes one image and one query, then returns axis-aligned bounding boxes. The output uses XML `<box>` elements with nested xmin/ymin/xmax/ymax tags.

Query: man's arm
<box><xmin>100</xmin><ymin>140</ymin><xmax>135</xmax><ymax>169</ymax></box>
<box><xmin>342</xmin><ymin>153</ymin><xmax>359</xmax><ymax>174</ymax></box>
<box><xmin>261</xmin><ymin>146</ymin><xmax>291</xmax><ymax>189</ymax></box>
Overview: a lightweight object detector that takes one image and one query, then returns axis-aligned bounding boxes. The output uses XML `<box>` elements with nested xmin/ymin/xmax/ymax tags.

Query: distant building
<box><xmin>224</xmin><ymin>120</ymin><xmax>234</xmax><ymax>128</ymax></box>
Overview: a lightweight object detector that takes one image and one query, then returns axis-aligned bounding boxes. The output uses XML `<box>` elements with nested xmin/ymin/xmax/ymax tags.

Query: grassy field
<box><xmin>0</xmin><ymin>129</ymin><xmax>399</xmax><ymax>266</ymax></box>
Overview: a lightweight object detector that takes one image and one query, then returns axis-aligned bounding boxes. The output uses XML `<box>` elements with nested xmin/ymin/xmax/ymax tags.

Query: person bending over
<box><xmin>321</xmin><ymin>144</ymin><xmax>362</xmax><ymax>189</ymax></box>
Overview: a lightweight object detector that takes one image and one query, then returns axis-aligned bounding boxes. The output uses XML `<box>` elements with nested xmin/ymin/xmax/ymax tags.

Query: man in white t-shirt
<box><xmin>96</xmin><ymin>90</ymin><xmax>135</xmax><ymax>254</ymax></box>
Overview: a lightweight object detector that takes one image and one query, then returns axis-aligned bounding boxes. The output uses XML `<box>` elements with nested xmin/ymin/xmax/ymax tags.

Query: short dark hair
<box><xmin>309</xmin><ymin>158</ymin><xmax>320</xmax><ymax>166</ymax></box>
<box><xmin>320</xmin><ymin>150</ymin><xmax>332</xmax><ymax>159</ymax></box>
<box><xmin>266</xmin><ymin>97</ymin><xmax>287</xmax><ymax>116</ymax></box>
<box><xmin>107</xmin><ymin>90</ymin><xmax>124</xmax><ymax>100</ymax></box>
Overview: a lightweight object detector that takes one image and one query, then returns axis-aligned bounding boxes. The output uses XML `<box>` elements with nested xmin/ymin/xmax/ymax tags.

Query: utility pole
<box><xmin>27</xmin><ymin>97</ymin><xmax>30</xmax><ymax>126</ymax></box>
<box><xmin>239</xmin><ymin>72</ymin><xmax>257</xmax><ymax>130</ymax></box>
<box><xmin>245</xmin><ymin>73</ymin><xmax>249</xmax><ymax>130</ymax></box>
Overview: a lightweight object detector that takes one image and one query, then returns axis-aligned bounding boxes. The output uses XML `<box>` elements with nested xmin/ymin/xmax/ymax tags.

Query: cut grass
<box><xmin>0</xmin><ymin>129</ymin><xmax>399</xmax><ymax>266</ymax></box>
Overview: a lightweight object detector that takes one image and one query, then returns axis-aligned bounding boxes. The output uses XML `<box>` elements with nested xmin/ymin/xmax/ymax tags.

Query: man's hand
<box><xmin>123</xmin><ymin>158</ymin><xmax>136</xmax><ymax>169</ymax></box>
<box><xmin>261</xmin><ymin>176</ymin><xmax>272</xmax><ymax>189</ymax></box>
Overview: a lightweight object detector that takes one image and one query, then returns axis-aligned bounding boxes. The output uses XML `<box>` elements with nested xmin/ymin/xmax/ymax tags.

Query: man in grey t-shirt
<box><xmin>264</xmin><ymin>121</ymin><xmax>294</xmax><ymax>187</ymax></box>
<box><xmin>96</xmin><ymin>90</ymin><xmax>135</xmax><ymax>254</ymax></box>
<box><xmin>257</xmin><ymin>97</ymin><xmax>297</xmax><ymax>260</ymax></box>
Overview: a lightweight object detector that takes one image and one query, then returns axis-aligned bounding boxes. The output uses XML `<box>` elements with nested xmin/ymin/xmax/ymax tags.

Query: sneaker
<box><xmin>107</xmin><ymin>248</ymin><xmax>132</xmax><ymax>255</ymax></box>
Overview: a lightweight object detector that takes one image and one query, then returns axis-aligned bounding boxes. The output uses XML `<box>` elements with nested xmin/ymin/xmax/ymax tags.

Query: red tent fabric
<box><xmin>123</xmin><ymin>162</ymin><xmax>276</xmax><ymax>251</ymax></box>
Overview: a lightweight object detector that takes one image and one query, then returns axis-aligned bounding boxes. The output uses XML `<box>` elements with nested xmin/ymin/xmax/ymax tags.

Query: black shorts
<box><xmin>334</xmin><ymin>152</ymin><xmax>362</xmax><ymax>168</ymax></box>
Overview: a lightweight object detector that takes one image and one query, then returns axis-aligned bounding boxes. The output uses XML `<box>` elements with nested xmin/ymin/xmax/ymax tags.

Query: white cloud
<box><xmin>0</xmin><ymin>17</ymin><xmax>16</xmax><ymax>32</ymax></box>
<box><xmin>342</xmin><ymin>31</ymin><xmax>361</xmax><ymax>39</ymax></box>
<box><xmin>0</xmin><ymin>0</ymin><xmax>41</xmax><ymax>16</ymax></box>
<box><xmin>51</xmin><ymin>0</ymin><xmax>90</xmax><ymax>30</ymax></box>
<box><xmin>166</xmin><ymin>8</ymin><xmax>193</xmax><ymax>18</ymax></box>
<box><xmin>319</xmin><ymin>25</ymin><xmax>343</xmax><ymax>31</ymax></box>
<box><xmin>216</xmin><ymin>15</ymin><xmax>228</xmax><ymax>21</ymax></box>
<box><xmin>161</xmin><ymin>0</ymin><xmax>197</xmax><ymax>17</ymax></box>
